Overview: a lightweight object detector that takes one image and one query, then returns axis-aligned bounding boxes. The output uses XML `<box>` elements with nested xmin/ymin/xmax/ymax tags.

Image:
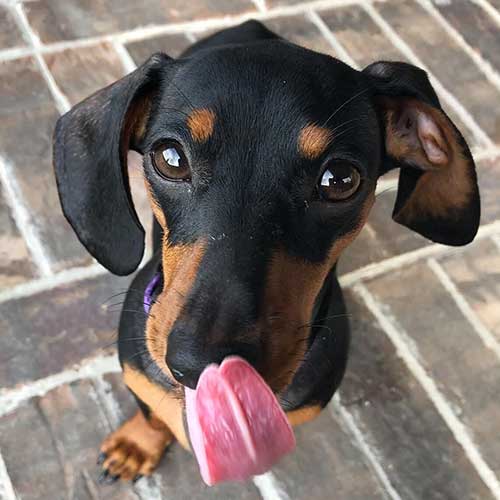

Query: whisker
<box><xmin>169</xmin><ymin>81</ymin><xmax>196</xmax><ymax>111</ymax></box>
<box><xmin>114</xmin><ymin>337</ymin><xmax>148</xmax><ymax>342</ymax></box>
<box><xmin>297</xmin><ymin>312</ymin><xmax>352</xmax><ymax>330</ymax></box>
<box><xmin>125</xmin><ymin>349</ymin><xmax>150</xmax><ymax>362</ymax></box>
<box><xmin>104</xmin><ymin>301</ymin><xmax>128</xmax><ymax>309</ymax></box>
<box><xmin>330</xmin><ymin>117</ymin><xmax>363</xmax><ymax>135</ymax></box>
<box><xmin>160</xmin><ymin>105</ymin><xmax>192</xmax><ymax>118</ymax></box>
<box><xmin>322</xmin><ymin>87</ymin><xmax>371</xmax><ymax>128</ymax></box>
<box><xmin>107</xmin><ymin>309</ymin><xmax>155</xmax><ymax>320</ymax></box>
<box><xmin>101</xmin><ymin>288</ymin><xmax>148</xmax><ymax>306</ymax></box>
<box><xmin>307</xmin><ymin>324</ymin><xmax>333</xmax><ymax>335</ymax></box>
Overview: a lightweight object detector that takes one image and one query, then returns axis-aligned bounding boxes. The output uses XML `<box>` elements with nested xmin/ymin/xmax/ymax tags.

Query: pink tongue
<box><xmin>185</xmin><ymin>356</ymin><xmax>295</xmax><ymax>485</ymax></box>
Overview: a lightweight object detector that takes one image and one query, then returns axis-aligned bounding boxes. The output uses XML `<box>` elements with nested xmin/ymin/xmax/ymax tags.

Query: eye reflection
<box><xmin>163</xmin><ymin>147</ymin><xmax>181</xmax><ymax>167</ymax></box>
<box><xmin>317</xmin><ymin>163</ymin><xmax>361</xmax><ymax>201</ymax></box>
<box><xmin>152</xmin><ymin>140</ymin><xmax>191</xmax><ymax>181</ymax></box>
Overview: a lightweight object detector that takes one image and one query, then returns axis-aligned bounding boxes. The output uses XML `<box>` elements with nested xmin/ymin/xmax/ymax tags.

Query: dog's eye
<box><xmin>318</xmin><ymin>162</ymin><xmax>361</xmax><ymax>201</ymax></box>
<box><xmin>152</xmin><ymin>141</ymin><xmax>190</xmax><ymax>181</ymax></box>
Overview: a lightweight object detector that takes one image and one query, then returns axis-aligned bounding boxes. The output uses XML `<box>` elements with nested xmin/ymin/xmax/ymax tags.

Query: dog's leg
<box><xmin>286</xmin><ymin>405</ymin><xmax>323</xmax><ymax>427</ymax></box>
<box><xmin>98</xmin><ymin>407</ymin><xmax>173</xmax><ymax>482</ymax></box>
<box><xmin>98</xmin><ymin>365</ymin><xmax>189</xmax><ymax>482</ymax></box>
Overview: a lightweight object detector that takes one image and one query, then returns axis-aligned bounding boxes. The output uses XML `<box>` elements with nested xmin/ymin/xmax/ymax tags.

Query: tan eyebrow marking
<box><xmin>186</xmin><ymin>108</ymin><xmax>216</xmax><ymax>143</ymax></box>
<box><xmin>298</xmin><ymin>124</ymin><xmax>333</xmax><ymax>160</ymax></box>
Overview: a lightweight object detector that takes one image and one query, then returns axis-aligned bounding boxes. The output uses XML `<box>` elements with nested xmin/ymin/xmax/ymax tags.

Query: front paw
<box><xmin>97</xmin><ymin>410</ymin><xmax>173</xmax><ymax>483</ymax></box>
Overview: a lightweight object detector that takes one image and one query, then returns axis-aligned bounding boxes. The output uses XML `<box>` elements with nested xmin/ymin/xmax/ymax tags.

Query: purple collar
<box><xmin>143</xmin><ymin>273</ymin><xmax>161</xmax><ymax>314</ymax></box>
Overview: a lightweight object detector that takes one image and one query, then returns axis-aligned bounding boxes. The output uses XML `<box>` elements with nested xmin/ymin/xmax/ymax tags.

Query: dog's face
<box><xmin>141</xmin><ymin>47</ymin><xmax>379</xmax><ymax>391</ymax></box>
<box><xmin>54</xmin><ymin>39</ymin><xmax>479</xmax><ymax>393</ymax></box>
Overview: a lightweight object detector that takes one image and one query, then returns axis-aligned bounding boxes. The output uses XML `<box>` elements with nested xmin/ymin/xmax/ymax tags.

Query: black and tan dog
<box><xmin>53</xmin><ymin>20</ymin><xmax>480</xmax><ymax>483</ymax></box>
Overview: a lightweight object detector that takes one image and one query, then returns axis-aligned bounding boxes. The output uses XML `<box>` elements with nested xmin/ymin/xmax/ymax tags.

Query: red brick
<box><xmin>376</xmin><ymin>0</ymin><xmax>500</xmax><ymax>142</ymax></box>
<box><xmin>319</xmin><ymin>6</ymin><xmax>402</xmax><ymax>67</ymax></box>
<box><xmin>126</xmin><ymin>33</ymin><xmax>192</xmax><ymax>64</ymax></box>
<box><xmin>161</xmin><ymin>0</ymin><xmax>256</xmax><ymax>24</ymax></box>
<box><xmin>264</xmin><ymin>15</ymin><xmax>335</xmax><ymax>56</ymax></box>
<box><xmin>25</xmin><ymin>0</ymin><xmax>170</xmax><ymax>42</ymax></box>
<box><xmin>25</xmin><ymin>0</ymin><xmax>255</xmax><ymax>43</ymax></box>
<box><xmin>366</xmin><ymin>260</ymin><xmax>500</xmax><ymax>476</ymax></box>
<box><xmin>0</xmin><ymin>6</ymin><xmax>26</xmax><ymax>50</ymax></box>
<box><xmin>0</xmin><ymin>380</ymin><xmax>137</xmax><ymax>500</ymax></box>
<box><xmin>0</xmin><ymin>56</ymin><xmax>91</xmax><ymax>270</ymax></box>
<box><xmin>154</xmin><ymin>444</ymin><xmax>262</xmax><ymax>499</ymax></box>
<box><xmin>337</xmin><ymin>189</ymin><xmax>430</xmax><ymax>276</ymax></box>
<box><xmin>319</xmin><ymin>5</ymin><xmax>477</xmax><ymax>148</ymax></box>
<box><xmin>44</xmin><ymin>43</ymin><xmax>126</xmax><ymax>106</ymax></box>
<box><xmin>434</xmin><ymin>0</ymin><xmax>500</xmax><ymax>74</ymax></box>
<box><xmin>271</xmin><ymin>410</ymin><xmax>388</xmax><ymax>499</ymax></box>
<box><xmin>477</xmin><ymin>157</ymin><xmax>500</xmax><ymax>224</ymax></box>
<box><xmin>338</xmin><ymin>289</ymin><xmax>495</xmax><ymax>498</ymax></box>
<box><xmin>441</xmin><ymin>239</ymin><xmax>500</xmax><ymax>344</ymax></box>
<box><xmin>0</xmin><ymin>273</ymin><xmax>130</xmax><ymax>388</ymax></box>
<box><xmin>0</xmin><ymin>185</ymin><xmax>35</xmax><ymax>289</ymax></box>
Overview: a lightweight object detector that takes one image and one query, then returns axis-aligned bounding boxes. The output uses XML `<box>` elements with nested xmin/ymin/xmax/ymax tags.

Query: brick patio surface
<box><xmin>1</xmin><ymin>1</ymin><xmax>500</xmax><ymax>499</ymax></box>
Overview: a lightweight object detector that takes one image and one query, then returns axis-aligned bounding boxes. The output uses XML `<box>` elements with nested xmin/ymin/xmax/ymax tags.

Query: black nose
<box><xmin>166</xmin><ymin>323</ymin><xmax>260</xmax><ymax>389</ymax></box>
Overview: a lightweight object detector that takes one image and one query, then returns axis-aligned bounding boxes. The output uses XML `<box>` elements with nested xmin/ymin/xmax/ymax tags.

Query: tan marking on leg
<box><xmin>298</xmin><ymin>123</ymin><xmax>333</xmax><ymax>160</ymax></box>
<box><xmin>100</xmin><ymin>410</ymin><xmax>173</xmax><ymax>480</ymax></box>
<box><xmin>186</xmin><ymin>108</ymin><xmax>216</xmax><ymax>143</ymax></box>
<box><xmin>286</xmin><ymin>405</ymin><xmax>322</xmax><ymax>427</ymax></box>
<box><xmin>123</xmin><ymin>364</ymin><xmax>189</xmax><ymax>450</ymax></box>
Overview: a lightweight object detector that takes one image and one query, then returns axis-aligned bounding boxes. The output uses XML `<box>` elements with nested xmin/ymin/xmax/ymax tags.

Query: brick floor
<box><xmin>1</xmin><ymin>1</ymin><xmax>500</xmax><ymax>499</ymax></box>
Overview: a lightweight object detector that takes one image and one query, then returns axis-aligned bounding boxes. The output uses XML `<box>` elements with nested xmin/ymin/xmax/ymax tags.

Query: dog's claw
<box><xmin>96</xmin><ymin>452</ymin><xmax>107</xmax><ymax>465</ymax></box>
<box><xmin>105</xmin><ymin>474</ymin><xmax>120</xmax><ymax>485</ymax></box>
<box><xmin>133</xmin><ymin>474</ymin><xmax>143</xmax><ymax>483</ymax></box>
<box><xmin>98</xmin><ymin>469</ymin><xmax>109</xmax><ymax>484</ymax></box>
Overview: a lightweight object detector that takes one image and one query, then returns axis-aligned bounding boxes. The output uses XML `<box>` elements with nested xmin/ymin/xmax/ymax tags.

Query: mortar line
<box><xmin>428</xmin><ymin>258</ymin><xmax>500</xmax><ymax>361</ymax></box>
<box><xmin>2</xmin><ymin>223</ymin><xmax>499</xmax><ymax>408</ymax></box>
<box><xmin>416</xmin><ymin>0</ymin><xmax>500</xmax><ymax>93</ymax></box>
<box><xmin>306</xmin><ymin>10</ymin><xmax>359</xmax><ymax>68</ymax></box>
<box><xmin>1</xmin><ymin>219</ymin><xmax>499</xmax><ymax>306</ymax></box>
<box><xmin>0</xmin><ymin>452</ymin><xmax>17</xmax><ymax>500</ymax></box>
<box><xmin>339</xmin><ymin>220</ymin><xmax>500</xmax><ymax>288</ymax></box>
<box><xmin>0</xmin><ymin>0</ymin><xmax>373</xmax><ymax>62</ymax></box>
<box><xmin>362</xmin><ymin>2</ymin><xmax>494</xmax><ymax>148</ymax></box>
<box><xmin>474</xmin><ymin>0</ymin><xmax>500</xmax><ymax>28</ymax></box>
<box><xmin>251</xmin><ymin>0</ymin><xmax>268</xmax><ymax>13</ymax></box>
<box><xmin>375</xmin><ymin>177</ymin><xmax>397</xmax><ymax>196</ymax></box>
<box><xmin>0</xmin><ymin>354</ymin><xmax>121</xmax><ymax>417</ymax></box>
<box><xmin>112</xmin><ymin>39</ymin><xmax>138</xmax><ymax>74</ymax></box>
<box><xmin>0</xmin><ymin>156</ymin><xmax>54</xmax><ymax>277</ymax></box>
<box><xmin>472</xmin><ymin>145</ymin><xmax>500</xmax><ymax>161</ymax></box>
<box><xmin>10</xmin><ymin>2</ymin><xmax>71</xmax><ymax>113</ymax></box>
<box><xmin>0</xmin><ymin>262</ymin><xmax>107</xmax><ymax>304</ymax></box>
<box><xmin>354</xmin><ymin>284</ymin><xmax>500</xmax><ymax>499</ymax></box>
<box><xmin>491</xmin><ymin>234</ymin><xmax>500</xmax><ymax>251</ymax></box>
<box><xmin>252</xmin><ymin>473</ymin><xmax>290</xmax><ymax>500</ymax></box>
<box><xmin>329</xmin><ymin>395</ymin><xmax>402</xmax><ymax>500</ymax></box>
<box><xmin>0</xmin><ymin>45</ymin><xmax>33</xmax><ymax>61</ymax></box>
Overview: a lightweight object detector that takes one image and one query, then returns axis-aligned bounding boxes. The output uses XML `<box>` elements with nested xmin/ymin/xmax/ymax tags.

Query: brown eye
<box><xmin>318</xmin><ymin>162</ymin><xmax>361</xmax><ymax>201</ymax></box>
<box><xmin>152</xmin><ymin>141</ymin><xmax>190</xmax><ymax>181</ymax></box>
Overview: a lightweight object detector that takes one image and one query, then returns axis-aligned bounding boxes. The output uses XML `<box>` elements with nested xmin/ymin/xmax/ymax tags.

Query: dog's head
<box><xmin>54</xmin><ymin>34</ymin><xmax>479</xmax><ymax>393</ymax></box>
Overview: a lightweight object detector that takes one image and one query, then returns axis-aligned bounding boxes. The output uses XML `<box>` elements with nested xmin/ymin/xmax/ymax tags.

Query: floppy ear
<box><xmin>53</xmin><ymin>53</ymin><xmax>172</xmax><ymax>275</ymax></box>
<box><xmin>363</xmin><ymin>61</ymin><xmax>480</xmax><ymax>246</ymax></box>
